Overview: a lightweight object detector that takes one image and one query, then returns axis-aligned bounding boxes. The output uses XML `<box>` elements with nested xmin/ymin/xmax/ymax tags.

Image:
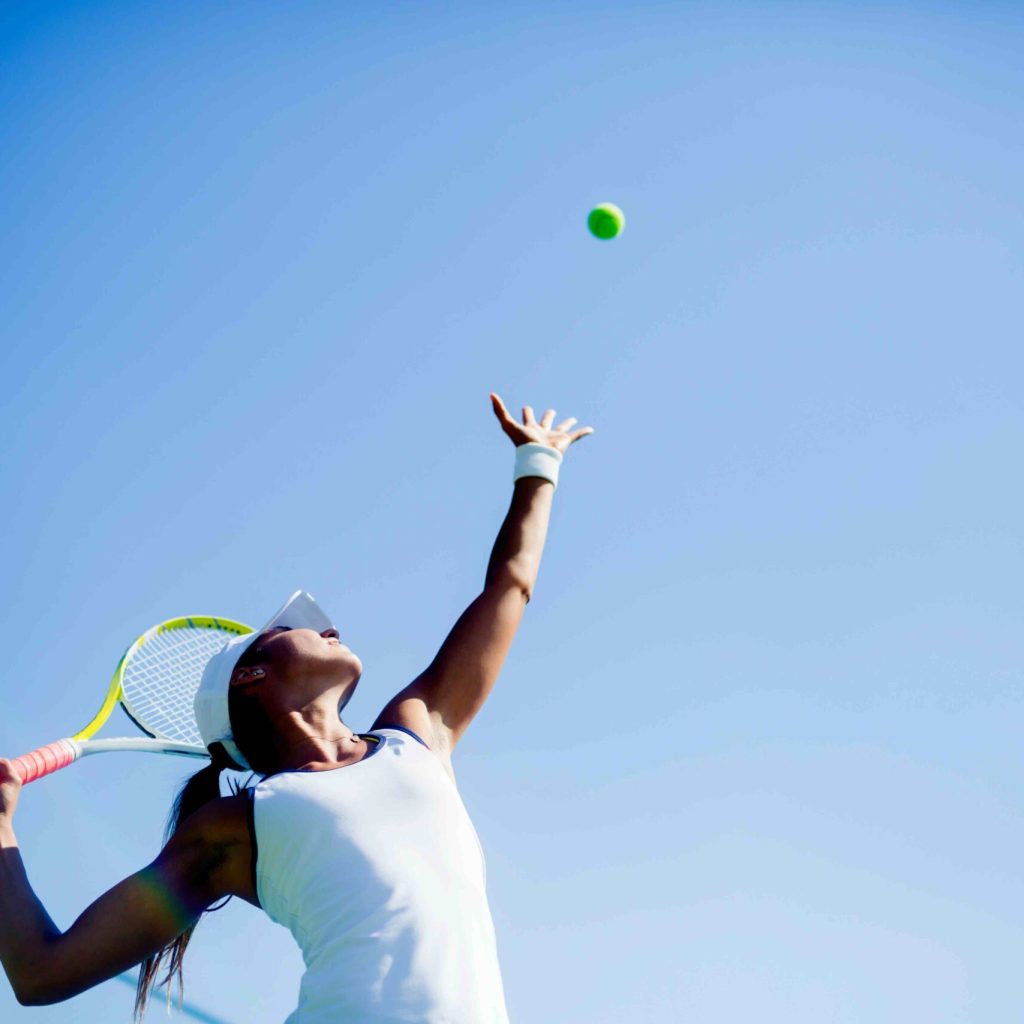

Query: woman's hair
<box><xmin>133</xmin><ymin>642</ymin><xmax>276</xmax><ymax>1022</ymax></box>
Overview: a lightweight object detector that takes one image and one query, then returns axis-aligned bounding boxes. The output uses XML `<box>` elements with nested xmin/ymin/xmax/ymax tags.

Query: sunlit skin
<box><xmin>230</xmin><ymin>625</ymin><xmax>369</xmax><ymax>773</ymax></box>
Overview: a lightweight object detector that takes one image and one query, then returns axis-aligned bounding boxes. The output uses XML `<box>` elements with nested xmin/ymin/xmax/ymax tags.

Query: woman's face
<box><xmin>230</xmin><ymin>625</ymin><xmax>362</xmax><ymax>705</ymax></box>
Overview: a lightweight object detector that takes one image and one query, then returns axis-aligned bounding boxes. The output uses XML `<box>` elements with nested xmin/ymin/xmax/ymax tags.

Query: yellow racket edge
<box><xmin>72</xmin><ymin>615</ymin><xmax>254</xmax><ymax>741</ymax></box>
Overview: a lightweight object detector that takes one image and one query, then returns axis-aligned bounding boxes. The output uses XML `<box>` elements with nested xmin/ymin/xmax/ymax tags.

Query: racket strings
<box><xmin>121</xmin><ymin>624</ymin><xmax>247</xmax><ymax>744</ymax></box>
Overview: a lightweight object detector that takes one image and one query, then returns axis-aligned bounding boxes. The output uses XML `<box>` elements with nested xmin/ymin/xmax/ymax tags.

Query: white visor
<box><xmin>193</xmin><ymin>590</ymin><xmax>336</xmax><ymax>770</ymax></box>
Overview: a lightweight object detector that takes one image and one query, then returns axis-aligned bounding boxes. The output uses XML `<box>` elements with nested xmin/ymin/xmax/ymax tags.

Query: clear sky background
<box><xmin>2</xmin><ymin>2</ymin><xmax>1023</xmax><ymax>1021</ymax></box>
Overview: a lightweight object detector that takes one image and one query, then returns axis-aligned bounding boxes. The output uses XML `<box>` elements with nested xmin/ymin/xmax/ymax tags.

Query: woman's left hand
<box><xmin>0</xmin><ymin>758</ymin><xmax>23</xmax><ymax>825</ymax></box>
<box><xmin>490</xmin><ymin>393</ymin><xmax>595</xmax><ymax>455</ymax></box>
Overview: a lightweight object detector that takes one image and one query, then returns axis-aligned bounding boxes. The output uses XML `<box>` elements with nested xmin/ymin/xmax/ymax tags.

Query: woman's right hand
<box><xmin>0</xmin><ymin>758</ymin><xmax>23</xmax><ymax>825</ymax></box>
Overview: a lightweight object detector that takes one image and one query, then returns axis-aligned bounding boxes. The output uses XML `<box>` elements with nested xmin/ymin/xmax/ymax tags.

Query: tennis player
<box><xmin>0</xmin><ymin>393</ymin><xmax>594</xmax><ymax>1022</ymax></box>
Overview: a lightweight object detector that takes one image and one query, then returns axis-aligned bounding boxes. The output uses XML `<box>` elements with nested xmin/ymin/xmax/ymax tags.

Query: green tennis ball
<box><xmin>588</xmin><ymin>203</ymin><xmax>625</xmax><ymax>240</ymax></box>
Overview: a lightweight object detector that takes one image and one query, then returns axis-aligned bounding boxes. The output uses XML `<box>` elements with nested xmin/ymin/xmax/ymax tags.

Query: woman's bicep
<box><xmin>29</xmin><ymin>827</ymin><xmax>223</xmax><ymax>1005</ymax></box>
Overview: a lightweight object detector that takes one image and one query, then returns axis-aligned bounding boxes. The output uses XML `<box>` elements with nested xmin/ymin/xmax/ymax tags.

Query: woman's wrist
<box><xmin>513</xmin><ymin>442</ymin><xmax>563</xmax><ymax>490</ymax></box>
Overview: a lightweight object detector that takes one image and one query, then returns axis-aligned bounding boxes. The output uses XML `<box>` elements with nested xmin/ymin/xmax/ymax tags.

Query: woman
<box><xmin>0</xmin><ymin>393</ymin><xmax>594</xmax><ymax>1023</ymax></box>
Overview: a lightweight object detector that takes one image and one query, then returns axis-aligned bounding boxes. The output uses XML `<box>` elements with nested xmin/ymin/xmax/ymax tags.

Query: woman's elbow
<box><xmin>17</xmin><ymin>981</ymin><xmax>56</xmax><ymax>1006</ymax></box>
<box><xmin>16</xmin><ymin>973</ymin><xmax>75</xmax><ymax>1006</ymax></box>
<box><xmin>16</xmin><ymin>980</ymin><xmax>49</xmax><ymax>1006</ymax></box>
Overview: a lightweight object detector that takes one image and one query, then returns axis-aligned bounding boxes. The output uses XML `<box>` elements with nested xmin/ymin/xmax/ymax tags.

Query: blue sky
<box><xmin>2</xmin><ymin>2</ymin><xmax>1023</xmax><ymax>1021</ymax></box>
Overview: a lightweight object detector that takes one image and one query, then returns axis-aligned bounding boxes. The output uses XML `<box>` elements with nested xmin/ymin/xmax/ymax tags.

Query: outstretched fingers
<box><xmin>491</xmin><ymin>393</ymin><xmax>595</xmax><ymax>446</ymax></box>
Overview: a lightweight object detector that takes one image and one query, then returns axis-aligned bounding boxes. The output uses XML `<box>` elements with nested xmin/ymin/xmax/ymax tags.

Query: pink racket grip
<box><xmin>12</xmin><ymin>740</ymin><xmax>79</xmax><ymax>784</ymax></box>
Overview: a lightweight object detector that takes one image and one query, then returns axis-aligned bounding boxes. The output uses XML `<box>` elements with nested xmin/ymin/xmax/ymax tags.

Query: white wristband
<box><xmin>513</xmin><ymin>443</ymin><xmax>563</xmax><ymax>490</ymax></box>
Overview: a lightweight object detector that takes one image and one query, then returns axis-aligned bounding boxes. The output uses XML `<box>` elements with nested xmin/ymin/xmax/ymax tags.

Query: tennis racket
<box><xmin>12</xmin><ymin>616</ymin><xmax>253</xmax><ymax>785</ymax></box>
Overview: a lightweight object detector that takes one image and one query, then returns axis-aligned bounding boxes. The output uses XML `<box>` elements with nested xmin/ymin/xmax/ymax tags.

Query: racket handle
<box><xmin>12</xmin><ymin>740</ymin><xmax>80</xmax><ymax>784</ymax></box>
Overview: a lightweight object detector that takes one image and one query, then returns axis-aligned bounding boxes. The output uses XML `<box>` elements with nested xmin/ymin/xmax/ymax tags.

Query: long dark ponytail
<box><xmin>133</xmin><ymin>659</ymin><xmax>276</xmax><ymax>1022</ymax></box>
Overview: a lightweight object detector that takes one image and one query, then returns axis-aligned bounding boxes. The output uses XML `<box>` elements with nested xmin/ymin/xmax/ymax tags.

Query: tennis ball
<box><xmin>587</xmin><ymin>203</ymin><xmax>625</xmax><ymax>240</ymax></box>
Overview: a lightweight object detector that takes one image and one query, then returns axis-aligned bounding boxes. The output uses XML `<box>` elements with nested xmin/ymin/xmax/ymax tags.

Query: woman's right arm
<box><xmin>0</xmin><ymin>758</ymin><xmax>231</xmax><ymax>1006</ymax></box>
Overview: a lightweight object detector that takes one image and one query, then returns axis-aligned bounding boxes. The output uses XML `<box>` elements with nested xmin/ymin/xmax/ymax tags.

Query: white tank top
<box><xmin>247</xmin><ymin>724</ymin><xmax>510</xmax><ymax>1023</ymax></box>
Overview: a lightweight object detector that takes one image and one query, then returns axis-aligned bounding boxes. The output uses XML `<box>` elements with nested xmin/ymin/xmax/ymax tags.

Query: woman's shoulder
<box><xmin>176</xmin><ymin>791</ymin><xmax>259</xmax><ymax>906</ymax></box>
<box><xmin>174</xmin><ymin>791</ymin><xmax>253</xmax><ymax>856</ymax></box>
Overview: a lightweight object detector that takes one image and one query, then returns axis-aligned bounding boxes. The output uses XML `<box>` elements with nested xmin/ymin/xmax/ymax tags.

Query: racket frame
<box><xmin>14</xmin><ymin>615</ymin><xmax>253</xmax><ymax>784</ymax></box>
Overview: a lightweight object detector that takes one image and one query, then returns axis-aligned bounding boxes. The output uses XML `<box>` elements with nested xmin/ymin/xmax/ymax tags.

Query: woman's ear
<box><xmin>233</xmin><ymin>665</ymin><xmax>266</xmax><ymax>685</ymax></box>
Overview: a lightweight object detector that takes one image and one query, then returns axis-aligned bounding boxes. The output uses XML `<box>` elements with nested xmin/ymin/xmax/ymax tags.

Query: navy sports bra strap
<box><xmin>245</xmin><ymin>787</ymin><xmax>260</xmax><ymax>905</ymax></box>
<box><xmin>375</xmin><ymin>723</ymin><xmax>430</xmax><ymax>749</ymax></box>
